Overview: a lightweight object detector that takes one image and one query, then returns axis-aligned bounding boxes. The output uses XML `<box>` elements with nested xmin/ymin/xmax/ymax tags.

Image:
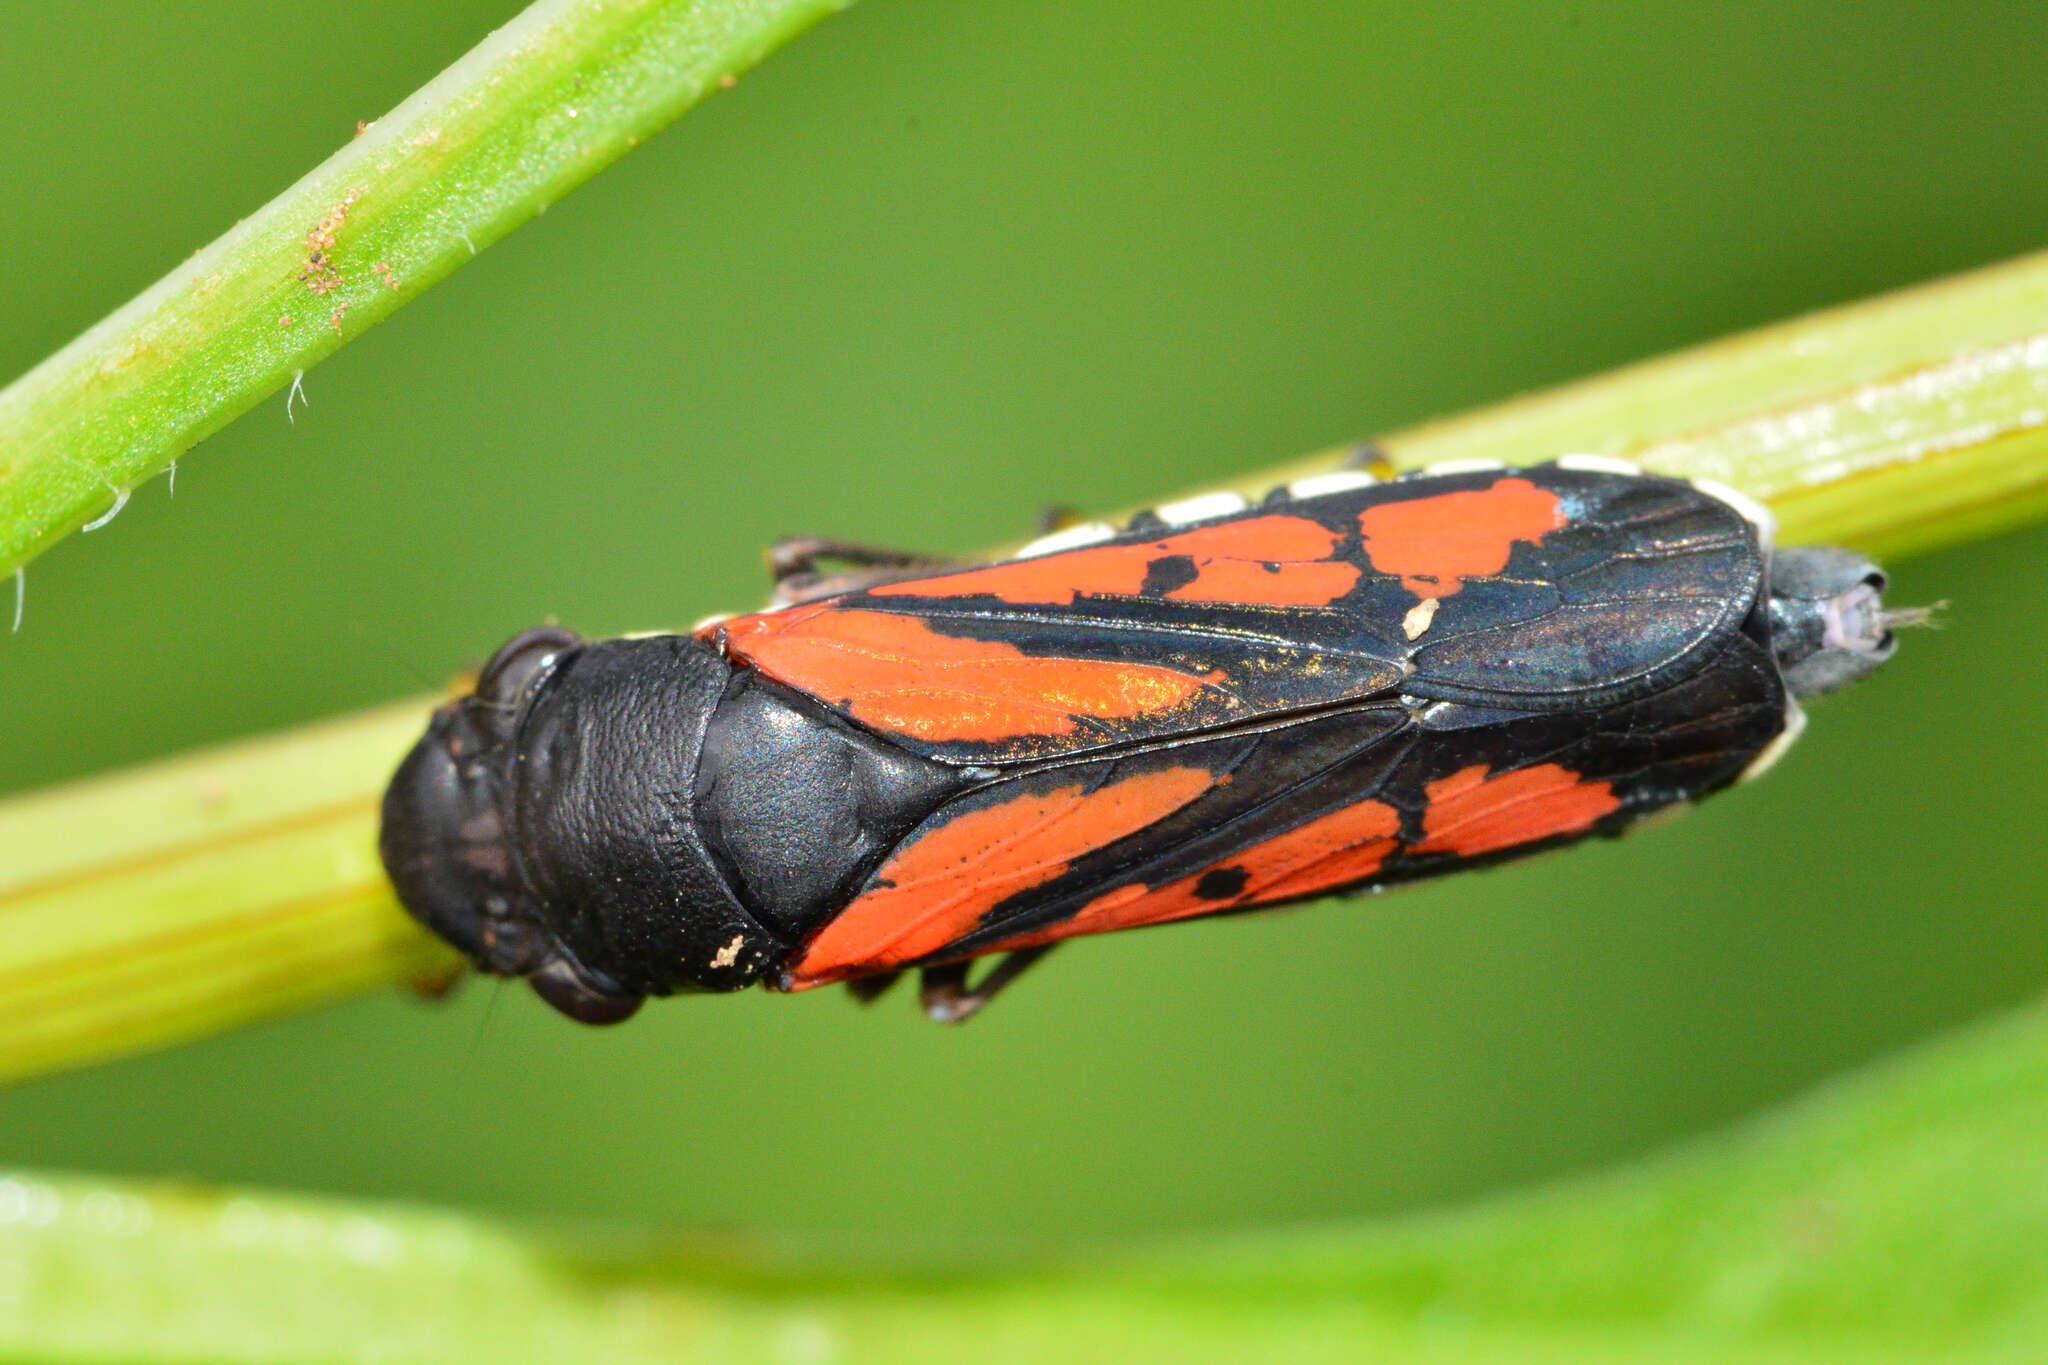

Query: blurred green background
<box><xmin>1</xmin><ymin>1</ymin><xmax>2044</xmax><ymax>1244</ymax></box>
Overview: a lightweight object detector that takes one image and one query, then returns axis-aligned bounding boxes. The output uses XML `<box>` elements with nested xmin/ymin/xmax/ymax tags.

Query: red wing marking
<box><xmin>715</xmin><ymin>606</ymin><xmax>1226</xmax><ymax>744</ymax></box>
<box><xmin>975</xmin><ymin>762</ymin><xmax>1620</xmax><ymax>957</ymax></box>
<box><xmin>1411</xmin><ymin>763</ymin><xmax>1620</xmax><ymax>857</ymax></box>
<box><xmin>1357</xmin><ymin>476</ymin><xmax>1566</xmax><ymax>599</ymax></box>
<box><xmin>869</xmin><ymin>517</ymin><xmax>1359</xmax><ymax>609</ymax></box>
<box><xmin>786</xmin><ymin>767</ymin><xmax>1216</xmax><ymax>986</ymax></box>
<box><xmin>984</xmin><ymin>798</ymin><xmax>1403</xmax><ymax>953</ymax></box>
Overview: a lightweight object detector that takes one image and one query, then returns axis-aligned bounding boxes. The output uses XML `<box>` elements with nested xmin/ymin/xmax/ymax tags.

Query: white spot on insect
<box><xmin>1420</xmin><ymin>458</ymin><xmax>1507</xmax><ymax>476</ymax></box>
<box><xmin>1015</xmin><ymin>521</ymin><xmax>1117</xmax><ymax>558</ymax></box>
<box><xmin>1401</xmin><ymin>596</ymin><xmax>1440</xmax><ymax>639</ymax></box>
<box><xmin>1153</xmin><ymin>491</ymin><xmax>1249</xmax><ymax>525</ymax></box>
<box><xmin>167</xmin><ymin>460</ymin><xmax>177</xmax><ymax>497</ymax></box>
<box><xmin>459</xmin><ymin>228</ymin><xmax>477</xmax><ymax>256</ymax></box>
<box><xmin>1283</xmin><ymin>470</ymin><xmax>1381</xmax><ymax>500</ymax></box>
<box><xmin>81</xmin><ymin>484</ymin><xmax>130</xmax><ymax>533</ymax></box>
<box><xmin>710</xmin><ymin>935</ymin><xmax>744</xmax><ymax>969</ymax></box>
<box><xmin>1739</xmin><ymin>697</ymin><xmax>1806</xmax><ymax>783</ymax></box>
<box><xmin>1555</xmin><ymin>453</ymin><xmax>1643</xmax><ymax>476</ymax></box>
<box><xmin>286</xmin><ymin>370</ymin><xmax>309</xmax><ymax>424</ymax></box>
<box><xmin>1690</xmin><ymin>477</ymin><xmax>1777</xmax><ymax>550</ymax></box>
<box><xmin>10</xmin><ymin>568</ymin><xmax>21</xmax><ymax>634</ymax></box>
<box><xmin>686</xmin><ymin>614</ymin><xmax>733</xmax><ymax>634</ymax></box>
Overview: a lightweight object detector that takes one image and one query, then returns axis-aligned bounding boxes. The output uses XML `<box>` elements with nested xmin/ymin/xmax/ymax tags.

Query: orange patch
<box><xmin>715</xmin><ymin>607</ymin><xmax>1222</xmax><ymax>744</ymax></box>
<box><xmin>786</xmin><ymin>767</ymin><xmax>1215</xmax><ymax>985</ymax></box>
<box><xmin>870</xmin><ymin>517</ymin><xmax>1359</xmax><ymax>609</ymax></box>
<box><xmin>1357</xmin><ymin>476</ymin><xmax>1565</xmax><ymax>598</ymax></box>
<box><xmin>986</xmin><ymin>798</ymin><xmax>1403</xmax><ymax>953</ymax></box>
<box><xmin>1411</xmin><ymin>763</ymin><xmax>1620</xmax><ymax>858</ymax></box>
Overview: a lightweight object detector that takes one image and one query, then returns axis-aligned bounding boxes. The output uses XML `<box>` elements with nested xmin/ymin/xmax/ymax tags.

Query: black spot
<box><xmin>1193</xmin><ymin>866</ymin><xmax>1249</xmax><ymax>900</ymax></box>
<box><xmin>1139</xmin><ymin>554</ymin><xmax>1201</xmax><ymax>596</ymax></box>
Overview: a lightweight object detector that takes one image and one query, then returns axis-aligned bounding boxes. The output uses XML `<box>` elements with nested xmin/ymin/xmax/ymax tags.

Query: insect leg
<box><xmin>766</xmin><ymin>537</ymin><xmax>959</xmax><ymax>605</ymax></box>
<box><xmin>1034</xmin><ymin>504</ymin><xmax>1080</xmax><ymax>534</ymax></box>
<box><xmin>1339</xmin><ymin>440</ymin><xmax>1395</xmax><ymax>478</ymax></box>
<box><xmin>768</xmin><ymin>537</ymin><xmax>950</xmax><ymax>582</ymax></box>
<box><xmin>917</xmin><ymin>946</ymin><xmax>1057</xmax><ymax>1024</ymax></box>
<box><xmin>843</xmin><ymin>970</ymin><xmax>903</xmax><ymax>1005</ymax></box>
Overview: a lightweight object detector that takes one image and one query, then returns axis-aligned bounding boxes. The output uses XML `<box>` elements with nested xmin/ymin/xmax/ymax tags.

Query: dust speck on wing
<box><xmin>1402</xmin><ymin>596</ymin><xmax>1440</xmax><ymax>639</ymax></box>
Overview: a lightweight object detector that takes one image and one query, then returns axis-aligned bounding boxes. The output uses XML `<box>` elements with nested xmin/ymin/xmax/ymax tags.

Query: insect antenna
<box><xmin>1882</xmin><ymin>601</ymin><xmax>1946</xmax><ymax>631</ymax></box>
<box><xmin>461</xmin><ymin>977</ymin><xmax>509</xmax><ymax>1074</ymax></box>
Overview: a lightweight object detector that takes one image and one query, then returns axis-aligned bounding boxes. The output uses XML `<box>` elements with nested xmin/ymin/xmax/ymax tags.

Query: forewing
<box><xmin>1388</xmin><ymin>467</ymin><xmax>1764</xmax><ymax>710</ymax></box>
<box><xmin>780</xmin><ymin>706</ymin><xmax>1417</xmax><ymax>988</ymax></box>
<box><xmin>708</xmin><ymin>511</ymin><xmax>1408</xmax><ymax>764</ymax></box>
<box><xmin>779</xmin><ymin>624</ymin><xmax>1786</xmax><ymax>988</ymax></box>
<box><xmin>706</xmin><ymin>464</ymin><xmax>1763</xmax><ymax>764</ymax></box>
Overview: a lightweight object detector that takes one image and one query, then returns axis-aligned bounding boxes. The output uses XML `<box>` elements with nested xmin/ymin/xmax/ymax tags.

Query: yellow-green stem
<box><xmin>0</xmin><ymin>702</ymin><xmax>452</xmax><ymax>1083</ymax></box>
<box><xmin>4</xmin><ymin>248</ymin><xmax>2048</xmax><ymax>1085</ymax></box>
<box><xmin>1207</xmin><ymin>251</ymin><xmax>2048</xmax><ymax>562</ymax></box>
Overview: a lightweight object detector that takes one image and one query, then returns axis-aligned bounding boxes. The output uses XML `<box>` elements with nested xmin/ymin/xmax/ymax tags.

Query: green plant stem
<box><xmin>6</xmin><ymin>994</ymin><xmax>2046</xmax><ymax>1362</ymax></box>
<box><xmin>0</xmin><ymin>702</ymin><xmax>453</xmax><ymax>1084</ymax></box>
<box><xmin>0</xmin><ymin>0</ymin><xmax>851</xmax><ymax>578</ymax></box>
<box><xmin>1207</xmin><ymin>250</ymin><xmax>2048</xmax><ymax>562</ymax></box>
<box><xmin>3</xmin><ymin>250</ymin><xmax>2048</xmax><ymax>1085</ymax></box>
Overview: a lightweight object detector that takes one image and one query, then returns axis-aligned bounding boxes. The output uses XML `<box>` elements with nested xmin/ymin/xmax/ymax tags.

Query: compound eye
<box><xmin>471</xmin><ymin>901</ymin><xmax>550</xmax><ymax>975</ymax></box>
<box><xmin>529</xmin><ymin>958</ymin><xmax>643</xmax><ymax>1025</ymax></box>
<box><xmin>476</xmin><ymin>625</ymin><xmax>581</xmax><ymax>708</ymax></box>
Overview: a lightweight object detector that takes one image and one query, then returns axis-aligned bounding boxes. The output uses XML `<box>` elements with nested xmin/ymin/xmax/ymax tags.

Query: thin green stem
<box><xmin>0</xmin><ymin>0</ymin><xmax>851</xmax><ymax>578</ymax></box>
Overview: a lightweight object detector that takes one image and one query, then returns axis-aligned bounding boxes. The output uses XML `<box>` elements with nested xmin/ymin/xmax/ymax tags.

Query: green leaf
<box><xmin>5</xmin><ymin>995</ymin><xmax>2045</xmax><ymax>1361</ymax></box>
<box><xmin>0</xmin><ymin>0</ymin><xmax>852</xmax><ymax>580</ymax></box>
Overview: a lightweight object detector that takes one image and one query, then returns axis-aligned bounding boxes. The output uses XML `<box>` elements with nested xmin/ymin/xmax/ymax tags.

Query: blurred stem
<box><xmin>0</xmin><ymin>702</ymin><xmax>455</xmax><ymax>1084</ymax></box>
<box><xmin>0</xmin><ymin>0</ymin><xmax>852</xmax><ymax>578</ymax></box>
<box><xmin>4</xmin><ymin>251</ymin><xmax>2048</xmax><ymax>1084</ymax></box>
<box><xmin>6</xmin><ymin>996</ymin><xmax>2047</xmax><ymax>1361</ymax></box>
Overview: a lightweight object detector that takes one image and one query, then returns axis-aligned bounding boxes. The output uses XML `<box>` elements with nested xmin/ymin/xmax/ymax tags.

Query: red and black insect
<box><xmin>380</xmin><ymin>459</ymin><xmax>1912</xmax><ymax>1024</ymax></box>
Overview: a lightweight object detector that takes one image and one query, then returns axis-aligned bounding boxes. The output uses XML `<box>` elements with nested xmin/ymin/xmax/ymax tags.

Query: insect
<box><xmin>380</xmin><ymin>458</ymin><xmax>1916</xmax><ymax>1025</ymax></box>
